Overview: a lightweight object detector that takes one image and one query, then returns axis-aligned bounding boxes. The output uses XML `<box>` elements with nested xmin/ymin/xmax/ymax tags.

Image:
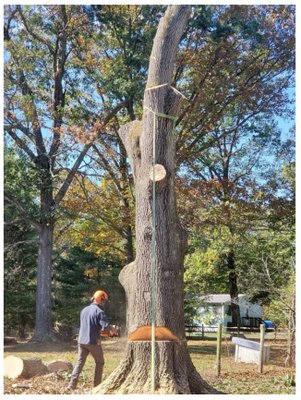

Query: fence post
<box><xmin>202</xmin><ymin>324</ymin><xmax>204</xmax><ymax>339</ymax></box>
<box><xmin>259</xmin><ymin>323</ymin><xmax>265</xmax><ymax>373</ymax></box>
<box><xmin>216</xmin><ymin>322</ymin><xmax>222</xmax><ymax>377</ymax></box>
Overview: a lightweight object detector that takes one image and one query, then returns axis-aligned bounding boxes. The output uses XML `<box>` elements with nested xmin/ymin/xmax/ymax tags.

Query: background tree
<box><xmin>174</xmin><ymin>4</ymin><xmax>294</xmax><ymax>327</ymax></box>
<box><xmin>179</xmin><ymin>133</ymin><xmax>295</xmax><ymax>331</ymax></box>
<box><xmin>3</xmin><ymin>144</ymin><xmax>127</xmax><ymax>337</ymax></box>
<box><xmin>4</xmin><ymin>5</ymin><xmax>128</xmax><ymax>341</ymax></box>
<box><xmin>58</xmin><ymin>176</ymin><xmax>134</xmax><ymax>261</ymax></box>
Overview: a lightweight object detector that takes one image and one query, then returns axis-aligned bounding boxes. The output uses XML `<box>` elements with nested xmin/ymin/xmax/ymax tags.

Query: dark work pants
<box><xmin>69</xmin><ymin>343</ymin><xmax>104</xmax><ymax>389</ymax></box>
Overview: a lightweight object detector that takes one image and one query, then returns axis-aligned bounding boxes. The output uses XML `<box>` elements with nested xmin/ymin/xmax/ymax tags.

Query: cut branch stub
<box><xmin>118</xmin><ymin>120</ymin><xmax>142</xmax><ymax>182</ymax></box>
<box><xmin>149</xmin><ymin>164</ymin><xmax>167</xmax><ymax>182</ymax></box>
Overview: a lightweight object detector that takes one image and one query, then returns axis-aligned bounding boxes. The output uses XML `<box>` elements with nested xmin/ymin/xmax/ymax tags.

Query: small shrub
<box><xmin>284</xmin><ymin>372</ymin><xmax>295</xmax><ymax>387</ymax></box>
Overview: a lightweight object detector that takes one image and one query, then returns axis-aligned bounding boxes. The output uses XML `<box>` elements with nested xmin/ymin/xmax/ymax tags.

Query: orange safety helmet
<box><xmin>91</xmin><ymin>290</ymin><xmax>109</xmax><ymax>303</ymax></box>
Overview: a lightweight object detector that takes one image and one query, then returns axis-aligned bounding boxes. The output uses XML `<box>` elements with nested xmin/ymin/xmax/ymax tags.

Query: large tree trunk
<box><xmin>32</xmin><ymin>224</ymin><xmax>55</xmax><ymax>341</ymax></box>
<box><xmin>32</xmin><ymin>159</ymin><xmax>57</xmax><ymax>341</ymax></box>
<box><xmin>93</xmin><ymin>6</ymin><xmax>218</xmax><ymax>394</ymax></box>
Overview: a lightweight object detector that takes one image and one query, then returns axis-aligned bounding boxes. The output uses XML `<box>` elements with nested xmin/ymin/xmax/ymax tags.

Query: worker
<box><xmin>67</xmin><ymin>290</ymin><xmax>118</xmax><ymax>390</ymax></box>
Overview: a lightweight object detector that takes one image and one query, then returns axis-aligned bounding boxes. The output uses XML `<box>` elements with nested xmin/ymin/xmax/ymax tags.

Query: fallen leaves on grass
<box><xmin>4</xmin><ymin>372</ymin><xmax>91</xmax><ymax>395</ymax></box>
<box><xmin>206</xmin><ymin>368</ymin><xmax>296</xmax><ymax>395</ymax></box>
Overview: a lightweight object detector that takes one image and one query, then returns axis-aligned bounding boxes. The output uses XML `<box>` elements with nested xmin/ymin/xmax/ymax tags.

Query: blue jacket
<box><xmin>78</xmin><ymin>303</ymin><xmax>110</xmax><ymax>345</ymax></box>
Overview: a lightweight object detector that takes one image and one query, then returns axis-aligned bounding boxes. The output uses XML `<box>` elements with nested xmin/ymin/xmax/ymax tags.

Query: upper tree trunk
<box><xmin>227</xmin><ymin>249</ymin><xmax>240</xmax><ymax>329</ymax></box>
<box><xmin>93</xmin><ymin>6</ymin><xmax>219</xmax><ymax>394</ymax></box>
<box><xmin>122</xmin><ymin>5</ymin><xmax>190</xmax><ymax>339</ymax></box>
<box><xmin>222</xmin><ymin>178</ymin><xmax>240</xmax><ymax>330</ymax></box>
<box><xmin>119</xmin><ymin>142</ymin><xmax>134</xmax><ymax>264</ymax></box>
<box><xmin>32</xmin><ymin>159</ymin><xmax>56</xmax><ymax>341</ymax></box>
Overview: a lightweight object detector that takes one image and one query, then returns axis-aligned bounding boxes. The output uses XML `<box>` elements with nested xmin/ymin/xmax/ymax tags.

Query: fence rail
<box><xmin>185</xmin><ymin>325</ymin><xmax>218</xmax><ymax>338</ymax></box>
<box><xmin>185</xmin><ymin>324</ymin><xmax>275</xmax><ymax>338</ymax></box>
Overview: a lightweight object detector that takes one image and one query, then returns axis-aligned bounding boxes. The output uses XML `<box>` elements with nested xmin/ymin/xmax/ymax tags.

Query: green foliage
<box><xmin>183</xmin><ymin>228</ymin><xmax>231</xmax><ymax>323</ymax></box>
<box><xmin>52</xmin><ymin>247</ymin><xmax>125</xmax><ymax>336</ymax></box>
<box><xmin>262</xmin><ymin>271</ymin><xmax>295</xmax><ymax>328</ymax></box>
<box><xmin>92</xmin><ymin>5</ymin><xmax>161</xmax><ymax>99</ymax></box>
<box><xmin>284</xmin><ymin>372</ymin><xmax>295</xmax><ymax>387</ymax></box>
<box><xmin>184</xmin><ymin>245</ymin><xmax>228</xmax><ymax>295</ymax></box>
<box><xmin>4</xmin><ymin>147</ymin><xmax>38</xmax><ymax>336</ymax></box>
<box><xmin>238</xmin><ymin>228</ymin><xmax>294</xmax><ymax>303</ymax></box>
<box><xmin>57</xmin><ymin>176</ymin><xmax>134</xmax><ymax>263</ymax></box>
<box><xmin>4</xmin><ymin>144</ymin><xmax>40</xmax><ymax>220</ymax></box>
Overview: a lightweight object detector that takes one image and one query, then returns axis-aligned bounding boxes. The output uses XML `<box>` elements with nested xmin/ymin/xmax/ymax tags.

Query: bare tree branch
<box><xmin>17</xmin><ymin>5</ymin><xmax>55</xmax><ymax>54</ymax></box>
<box><xmin>4</xmin><ymin>7</ymin><xmax>18</xmax><ymax>41</ymax></box>
<box><xmin>4</xmin><ymin>194</ymin><xmax>41</xmax><ymax>231</ymax></box>
<box><xmin>92</xmin><ymin>143</ymin><xmax>123</xmax><ymax>193</ymax></box>
<box><xmin>54</xmin><ymin>143</ymin><xmax>91</xmax><ymax>205</ymax></box>
<box><xmin>4</xmin><ymin>218</ymin><xmax>24</xmax><ymax>225</ymax></box>
<box><xmin>5</xmin><ymin>127</ymin><xmax>37</xmax><ymax>162</ymax></box>
<box><xmin>54</xmin><ymin>100</ymin><xmax>130</xmax><ymax>205</ymax></box>
<box><xmin>5</xmin><ymin>239</ymin><xmax>39</xmax><ymax>252</ymax></box>
<box><xmin>5</xmin><ymin>112</ymin><xmax>35</xmax><ymax>141</ymax></box>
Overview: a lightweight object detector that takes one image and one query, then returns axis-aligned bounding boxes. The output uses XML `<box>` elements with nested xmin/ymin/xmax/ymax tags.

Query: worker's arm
<box><xmin>101</xmin><ymin>324</ymin><xmax>119</xmax><ymax>336</ymax></box>
<box><xmin>97</xmin><ymin>308</ymin><xmax>119</xmax><ymax>336</ymax></box>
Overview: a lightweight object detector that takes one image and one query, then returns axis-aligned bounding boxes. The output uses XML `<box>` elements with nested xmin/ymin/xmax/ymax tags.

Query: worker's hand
<box><xmin>109</xmin><ymin>325</ymin><xmax>120</xmax><ymax>337</ymax></box>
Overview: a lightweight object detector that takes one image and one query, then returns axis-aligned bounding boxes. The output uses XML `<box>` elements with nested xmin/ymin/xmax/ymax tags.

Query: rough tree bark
<box><xmin>92</xmin><ymin>6</ymin><xmax>219</xmax><ymax>394</ymax></box>
<box><xmin>285</xmin><ymin>298</ymin><xmax>295</xmax><ymax>368</ymax></box>
<box><xmin>119</xmin><ymin>142</ymin><xmax>134</xmax><ymax>263</ymax></box>
<box><xmin>222</xmin><ymin>170</ymin><xmax>240</xmax><ymax>330</ymax></box>
<box><xmin>33</xmin><ymin>224</ymin><xmax>54</xmax><ymax>340</ymax></box>
<box><xmin>227</xmin><ymin>249</ymin><xmax>240</xmax><ymax>330</ymax></box>
<box><xmin>32</xmin><ymin>156</ymin><xmax>56</xmax><ymax>341</ymax></box>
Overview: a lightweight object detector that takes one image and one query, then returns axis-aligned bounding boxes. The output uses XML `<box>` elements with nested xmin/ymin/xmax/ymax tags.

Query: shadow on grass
<box><xmin>186</xmin><ymin>336</ymin><xmax>218</xmax><ymax>341</ymax></box>
<box><xmin>4</xmin><ymin>341</ymin><xmax>77</xmax><ymax>353</ymax></box>
<box><xmin>269</xmin><ymin>346</ymin><xmax>287</xmax><ymax>367</ymax></box>
<box><xmin>4</xmin><ymin>338</ymin><xmax>127</xmax><ymax>354</ymax></box>
<box><xmin>188</xmin><ymin>345</ymin><xmax>216</xmax><ymax>355</ymax></box>
<box><xmin>187</xmin><ymin>342</ymin><xmax>287</xmax><ymax>368</ymax></box>
<box><xmin>188</xmin><ymin>343</ymin><xmax>236</xmax><ymax>358</ymax></box>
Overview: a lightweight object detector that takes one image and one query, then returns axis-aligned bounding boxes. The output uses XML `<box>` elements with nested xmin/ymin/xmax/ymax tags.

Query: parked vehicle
<box><xmin>259</xmin><ymin>318</ymin><xmax>276</xmax><ymax>331</ymax></box>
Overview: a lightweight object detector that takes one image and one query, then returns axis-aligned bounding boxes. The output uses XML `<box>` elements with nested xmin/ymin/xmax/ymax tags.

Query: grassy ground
<box><xmin>4</xmin><ymin>332</ymin><xmax>295</xmax><ymax>395</ymax></box>
<box><xmin>188</xmin><ymin>332</ymin><xmax>295</xmax><ymax>394</ymax></box>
